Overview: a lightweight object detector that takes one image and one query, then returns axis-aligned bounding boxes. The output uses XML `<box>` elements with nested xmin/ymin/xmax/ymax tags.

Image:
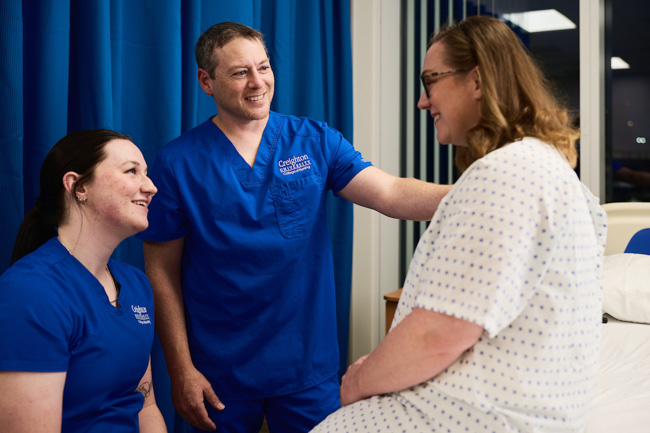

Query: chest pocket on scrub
<box><xmin>270</xmin><ymin>174</ymin><xmax>322</xmax><ymax>239</ymax></box>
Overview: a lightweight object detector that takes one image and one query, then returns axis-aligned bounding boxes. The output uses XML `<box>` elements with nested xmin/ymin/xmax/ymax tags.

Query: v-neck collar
<box><xmin>208</xmin><ymin>112</ymin><xmax>284</xmax><ymax>186</ymax></box>
<box><xmin>53</xmin><ymin>239</ymin><xmax>125</xmax><ymax>313</ymax></box>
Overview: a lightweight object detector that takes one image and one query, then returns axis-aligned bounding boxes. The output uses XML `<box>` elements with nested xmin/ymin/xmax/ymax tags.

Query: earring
<box><xmin>76</xmin><ymin>195</ymin><xmax>87</xmax><ymax>204</ymax></box>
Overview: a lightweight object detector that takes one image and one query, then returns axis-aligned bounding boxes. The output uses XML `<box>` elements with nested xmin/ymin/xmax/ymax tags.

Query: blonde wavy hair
<box><xmin>431</xmin><ymin>16</ymin><xmax>579</xmax><ymax>172</ymax></box>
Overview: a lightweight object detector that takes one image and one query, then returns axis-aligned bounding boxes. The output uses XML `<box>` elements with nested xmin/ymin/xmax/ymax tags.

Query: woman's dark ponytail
<box><xmin>10</xmin><ymin>197</ymin><xmax>58</xmax><ymax>264</ymax></box>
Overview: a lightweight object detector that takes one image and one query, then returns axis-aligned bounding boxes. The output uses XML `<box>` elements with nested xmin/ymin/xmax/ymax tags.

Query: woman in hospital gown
<box><xmin>311</xmin><ymin>15</ymin><xmax>606</xmax><ymax>433</ymax></box>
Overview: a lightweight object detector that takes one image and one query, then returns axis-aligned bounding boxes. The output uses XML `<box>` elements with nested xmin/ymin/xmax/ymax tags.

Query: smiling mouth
<box><xmin>245</xmin><ymin>93</ymin><xmax>265</xmax><ymax>102</ymax></box>
<box><xmin>133</xmin><ymin>201</ymin><xmax>148</xmax><ymax>208</ymax></box>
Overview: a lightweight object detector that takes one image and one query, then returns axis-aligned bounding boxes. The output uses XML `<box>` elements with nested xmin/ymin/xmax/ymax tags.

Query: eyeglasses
<box><xmin>420</xmin><ymin>69</ymin><xmax>468</xmax><ymax>97</ymax></box>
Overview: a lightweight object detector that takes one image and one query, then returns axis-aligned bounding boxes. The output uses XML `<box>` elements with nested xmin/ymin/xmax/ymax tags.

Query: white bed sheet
<box><xmin>586</xmin><ymin>316</ymin><xmax>650</xmax><ymax>432</ymax></box>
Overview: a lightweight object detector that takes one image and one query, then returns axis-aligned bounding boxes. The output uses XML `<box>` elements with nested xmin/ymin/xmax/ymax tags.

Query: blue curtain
<box><xmin>0</xmin><ymin>1</ymin><xmax>353</xmax><ymax>430</ymax></box>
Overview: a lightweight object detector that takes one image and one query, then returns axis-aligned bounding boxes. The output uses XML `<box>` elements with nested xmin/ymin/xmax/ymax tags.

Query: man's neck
<box><xmin>212</xmin><ymin>114</ymin><xmax>269</xmax><ymax>167</ymax></box>
<box><xmin>212</xmin><ymin>112</ymin><xmax>269</xmax><ymax>136</ymax></box>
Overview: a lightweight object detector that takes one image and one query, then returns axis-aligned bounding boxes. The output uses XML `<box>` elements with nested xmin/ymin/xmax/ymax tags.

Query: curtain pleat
<box><xmin>1</xmin><ymin>1</ymin><xmax>353</xmax><ymax>430</ymax></box>
<box><xmin>0</xmin><ymin>1</ymin><xmax>24</xmax><ymax>268</ymax></box>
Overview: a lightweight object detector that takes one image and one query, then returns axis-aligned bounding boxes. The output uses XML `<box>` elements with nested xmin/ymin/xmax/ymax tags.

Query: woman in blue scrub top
<box><xmin>0</xmin><ymin>130</ymin><xmax>167</xmax><ymax>432</ymax></box>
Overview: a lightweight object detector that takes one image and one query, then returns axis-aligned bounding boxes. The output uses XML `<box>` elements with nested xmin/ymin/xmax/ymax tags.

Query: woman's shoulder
<box><xmin>485</xmin><ymin>137</ymin><xmax>553</xmax><ymax>158</ymax></box>
<box><xmin>0</xmin><ymin>239</ymin><xmax>68</xmax><ymax>290</ymax></box>
<box><xmin>0</xmin><ymin>243</ymin><xmax>77</xmax><ymax>334</ymax></box>
<box><xmin>472</xmin><ymin>137</ymin><xmax>569</xmax><ymax>178</ymax></box>
<box><xmin>452</xmin><ymin>137</ymin><xmax>579</xmax><ymax>210</ymax></box>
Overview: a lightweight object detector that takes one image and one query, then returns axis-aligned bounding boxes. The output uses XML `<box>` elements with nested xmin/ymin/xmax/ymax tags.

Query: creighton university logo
<box><xmin>131</xmin><ymin>305</ymin><xmax>151</xmax><ymax>325</ymax></box>
<box><xmin>278</xmin><ymin>154</ymin><xmax>312</xmax><ymax>175</ymax></box>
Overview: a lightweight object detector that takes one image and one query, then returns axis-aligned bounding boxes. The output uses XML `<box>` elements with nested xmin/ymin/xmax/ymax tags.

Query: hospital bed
<box><xmin>586</xmin><ymin>202</ymin><xmax>650</xmax><ymax>433</ymax></box>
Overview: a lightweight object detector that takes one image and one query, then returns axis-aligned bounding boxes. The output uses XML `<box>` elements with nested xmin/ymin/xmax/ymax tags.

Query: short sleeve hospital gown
<box><xmin>312</xmin><ymin>137</ymin><xmax>607</xmax><ymax>433</ymax></box>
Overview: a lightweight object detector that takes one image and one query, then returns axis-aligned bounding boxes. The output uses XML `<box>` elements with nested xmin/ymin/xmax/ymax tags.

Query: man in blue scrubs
<box><xmin>139</xmin><ymin>22</ymin><xmax>450</xmax><ymax>433</ymax></box>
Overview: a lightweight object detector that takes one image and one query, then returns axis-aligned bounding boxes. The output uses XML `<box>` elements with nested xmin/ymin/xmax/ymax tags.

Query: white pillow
<box><xmin>603</xmin><ymin>253</ymin><xmax>650</xmax><ymax>323</ymax></box>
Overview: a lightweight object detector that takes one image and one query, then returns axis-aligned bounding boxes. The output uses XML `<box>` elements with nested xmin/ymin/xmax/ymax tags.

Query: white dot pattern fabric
<box><xmin>312</xmin><ymin>138</ymin><xmax>607</xmax><ymax>433</ymax></box>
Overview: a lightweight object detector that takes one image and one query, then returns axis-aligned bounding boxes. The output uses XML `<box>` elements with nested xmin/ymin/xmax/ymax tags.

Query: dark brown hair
<box><xmin>11</xmin><ymin>129</ymin><xmax>130</xmax><ymax>264</ymax></box>
<box><xmin>195</xmin><ymin>22</ymin><xmax>267</xmax><ymax>77</ymax></box>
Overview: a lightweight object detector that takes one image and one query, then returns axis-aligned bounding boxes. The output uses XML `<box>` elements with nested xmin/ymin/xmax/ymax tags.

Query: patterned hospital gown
<box><xmin>312</xmin><ymin>137</ymin><xmax>607</xmax><ymax>433</ymax></box>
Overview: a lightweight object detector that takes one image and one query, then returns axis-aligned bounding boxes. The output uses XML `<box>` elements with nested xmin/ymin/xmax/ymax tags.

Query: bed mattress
<box><xmin>586</xmin><ymin>316</ymin><xmax>650</xmax><ymax>432</ymax></box>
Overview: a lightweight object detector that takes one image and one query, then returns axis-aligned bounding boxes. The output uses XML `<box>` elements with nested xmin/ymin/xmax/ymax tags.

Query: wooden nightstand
<box><xmin>383</xmin><ymin>288</ymin><xmax>402</xmax><ymax>334</ymax></box>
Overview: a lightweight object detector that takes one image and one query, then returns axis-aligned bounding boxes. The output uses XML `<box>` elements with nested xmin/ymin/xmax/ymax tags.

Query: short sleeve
<box><xmin>0</xmin><ymin>274</ymin><xmax>71</xmax><ymax>372</ymax></box>
<box><xmin>414</xmin><ymin>152</ymin><xmax>558</xmax><ymax>337</ymax></box>
<box><xmin>321</xmin><ymin>126</ymin><xmax>373</xmax><ymax>193</ymax></box>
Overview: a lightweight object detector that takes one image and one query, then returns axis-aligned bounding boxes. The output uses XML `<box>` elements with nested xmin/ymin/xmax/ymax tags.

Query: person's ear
<box><xmin>62</xmin><ymin>172</ymin><xmax>87</xmax><ymax>204</ymax></box>
<box><xmin>62</xmin><ymin>172</ymin><xmax>80</xmax><ymax>195</ymax></box>
<box><xmin>197</xmin><ymin>68</ymin><xmax>215</xmax><ymax>96</ymax></box>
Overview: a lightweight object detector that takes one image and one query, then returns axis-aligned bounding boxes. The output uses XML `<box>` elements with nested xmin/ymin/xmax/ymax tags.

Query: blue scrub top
<box><xmin>0</xmin><ymin>237</ymin><xmax>155</xmax><ymax>432</ymax></box>
<box><xmin>139</xmin><ymin>112</ymin><xmax>372</xmax><ymax>399</ymax></box>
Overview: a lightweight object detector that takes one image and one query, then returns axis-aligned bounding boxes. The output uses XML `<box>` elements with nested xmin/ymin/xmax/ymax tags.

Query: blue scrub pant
<box><xmin>198</xmin><ymin>374</ymin><xmax>340</xmax><ymax>433</ymax></box>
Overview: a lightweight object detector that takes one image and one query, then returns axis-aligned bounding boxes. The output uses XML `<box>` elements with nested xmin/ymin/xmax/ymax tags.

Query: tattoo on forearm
<box><xmin>136</xmin><ymin>381</ymin><xmax>152</xmax><ymax>398</ymax></box>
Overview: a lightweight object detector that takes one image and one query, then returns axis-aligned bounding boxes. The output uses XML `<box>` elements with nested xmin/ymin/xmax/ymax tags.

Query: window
<box><xmin>399</xmin><ymin>0</ymin><xmax>582</xmax><ymax>279</ymax></box>
<box><xmin>607</xmin><ymin>0</ymin><xmax>650</xmax><ymax>201</ymax></box>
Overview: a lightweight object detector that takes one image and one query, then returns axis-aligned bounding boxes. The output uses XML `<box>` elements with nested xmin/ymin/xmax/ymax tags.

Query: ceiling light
<box><xmin>611</xmin><ymin>56</ymin><xmax>630</xmax><ymax>70</ymax></box>
<box><xmin>502</xmin><ymin>9</ymin><xmax>576</xmax><ymax>33</ymax></box>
